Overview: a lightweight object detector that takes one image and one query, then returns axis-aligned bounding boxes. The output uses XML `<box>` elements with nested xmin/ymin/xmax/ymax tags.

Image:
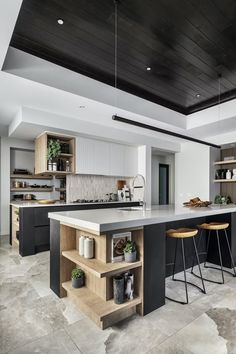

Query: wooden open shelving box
<box><xmin>59</xmin><ymin>224</ymin><xmax>144</xmax><ymax>329</ymax></box>
<box><xmin>35</xmin><ymin>132</ymin><xmax>76</xmax><ymax>175</ymax></box>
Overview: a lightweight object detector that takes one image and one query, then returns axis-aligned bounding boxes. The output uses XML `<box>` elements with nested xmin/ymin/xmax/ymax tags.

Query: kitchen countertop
<box><xmin>48</xmin><ymin>204</ymin><xmax>236</xmax><ymax>234</ymax></box>
<box><xmin>10</xmin><ymin>200</ymin><xmax>138</xmax><ymax>208</ymax></box>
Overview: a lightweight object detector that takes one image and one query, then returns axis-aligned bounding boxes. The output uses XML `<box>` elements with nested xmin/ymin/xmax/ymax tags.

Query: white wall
<box><xmin>0</xmin><ymin>137</ymin><xmax>35</xmax><ymax>235</ymax></box>
<box><xmin>175</xmin><ymin>142</ymin><xmax>210</xmax><ymax>205</ymax></box>
<box><xmin>10</xmin><ymin>148</ymin><xmax>34</xmax><ymax>173</ymax></box>
<box><xmin>151</xmin><ymin>153</ymin><xmax>175</xmax><ymax>205</ymax></box>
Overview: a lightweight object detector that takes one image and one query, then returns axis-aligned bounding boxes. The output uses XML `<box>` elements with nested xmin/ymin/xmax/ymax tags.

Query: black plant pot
<box><xmin>72</xmin><ymin>276</ymin><xmax>84</xmax><ymax>288</ymax></box>
<box><xmin>113</xmin><ymin>276</ymin><xmax>125</xmax><ymax>304</ymax></box>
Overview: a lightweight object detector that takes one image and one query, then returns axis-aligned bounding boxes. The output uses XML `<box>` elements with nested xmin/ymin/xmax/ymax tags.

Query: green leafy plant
<box><xmin>47</xmin><ymin>139</ymin><xmax>61</xmax><ymax>161</ymax></box>
<box><xmin>214</xmin><ymin>194</ymin><xmax>232</xmax><ymax>204</ymax></box>
<box><xmin>71</xmin><ymin>268</ymin><xmax>85</xmax><ymax>279</ymax></box>
<box><xmin>124</xmin><ymin>240</ymin><xmax>136</xmax><ymax>254</ymax></box>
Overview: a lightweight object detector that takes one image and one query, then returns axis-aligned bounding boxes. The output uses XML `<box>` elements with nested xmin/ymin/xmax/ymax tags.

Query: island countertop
<box><xmin>10</xmin><ymin>200</ymin><xmax>137</xmax><ymax>208</ymax></box>
<box><xmin>48</xmin><ymin>204</ymin><xmax>236</xmax><ymax>234</ymax></box>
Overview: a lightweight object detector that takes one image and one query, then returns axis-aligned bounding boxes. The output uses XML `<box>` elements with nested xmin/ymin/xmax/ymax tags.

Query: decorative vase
<box><xmin>52</xmin><ymin>162</ymin><xmax>57</xmax><ymax>171</ymax></box>
<box><xmin>124</xmin><ymin>251</ymin><xmax>137</xmax><ymax>263</ymax></box>
<box><xmin>48</xmin><ymin>160</ymin><xmax>53</xmax><ymax>171</ymax></box>
<box><xmin>124</xmin><ymin>273</ymin><xmax>134</xmax><ymax>300</ymax></box>
<box><xmin>79</xmin><ymin>236</ymin><xmax>86</xmax><ymax>256</ymax></box>
<box><xmin>113</xmin><ymin>276</ymin><xmax>125</xmax><ymax>304</ymax></box>
<box><xmin>84</xmin><ymin>238</ymin><xmax>94</xmax><ymax>259</ymax></box>
<box><xmin>72</xmin><ymin>276</ymin><xmax>84</xmax><ymax>288</ymax></box>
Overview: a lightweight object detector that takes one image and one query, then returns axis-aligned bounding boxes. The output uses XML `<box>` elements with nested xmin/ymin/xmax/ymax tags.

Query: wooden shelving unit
<box><xmin>11</xmin><ymin>187</ymin><xmax>53</xmax><ymax>192</ymax></box>
<box><xmin>11</xmin><ymin>206</ymin><xmax>19</xmax><ymax>247</ymax></box>
<box><xmin>10</xmin><ymin>174</ymin><xmax>53</xmax><ymax>179</ymax></box>
<box><xmin>214</xmin><ymin>179</ymin><xmax>236</xmax><ymax>183</ymax></box>
<box><xmin>62</xmin><ymin>281</ymin><xmax>141</xmax><ymax>329</ymax></box>
<box><xmin>59</xmin><ymin>225</ymin><xmax>143</xmax><ymax>329</ymax></box>
<box><xmin>62</xmin><ymin>250</ymin><xmax>142</xmax><ymax>278</ymax></box>
<box><xmin>214</xmin><ymin>160</ymin><xmax>236</xmax><ymax>165</ymax></box>
<box><xmin>35</xmin><ymin>132</ymin><xmax>76</xmax><ymax>175</ymax></box>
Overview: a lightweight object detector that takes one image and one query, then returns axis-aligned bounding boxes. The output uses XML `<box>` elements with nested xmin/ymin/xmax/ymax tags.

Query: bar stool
<box><xmin>166</xmin><ymin>228</ymin><xmax>206</xmax><ymax>305</ymax></box>
<box><xmin>191</xmin><ymin>222</ymin><xmax>236</xmax><ymax>284</ymax></box>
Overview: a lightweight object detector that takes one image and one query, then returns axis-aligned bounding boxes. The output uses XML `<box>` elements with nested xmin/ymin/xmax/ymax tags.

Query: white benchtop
<box><xmin>48</xmin><ymin>204</ymin><xmax>236</xmax><ymax>234</ymax></box>
<box><xmin>10</xmin><ymin>200</ymin><xmax>137</xmax><ymax>208</ymax></box>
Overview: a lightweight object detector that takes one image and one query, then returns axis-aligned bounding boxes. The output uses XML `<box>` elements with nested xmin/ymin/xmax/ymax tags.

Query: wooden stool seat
<box><xmin>166</xmin><ymin>228</ymin><xmax>198</xmax><ymax>238</ymax></box>
<box><xmin>198</xmin><ymin>222</ymin><xmax>229</xmax><ymax>231</ymax></box>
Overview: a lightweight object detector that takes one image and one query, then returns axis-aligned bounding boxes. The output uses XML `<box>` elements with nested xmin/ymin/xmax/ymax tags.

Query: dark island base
<box><xmin>50</xmin><ymin>211</ymin><xmax>236</xmax><ymax>318</ymax></box>
<box><xmin>10</xmin><ymin>202</ymin><xmax>140</xmax><ymax>257</ymax></box>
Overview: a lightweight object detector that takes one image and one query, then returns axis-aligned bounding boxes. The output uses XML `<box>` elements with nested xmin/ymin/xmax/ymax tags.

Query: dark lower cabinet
<box><xmin>10</xmin><ymin>202</ymin><xmax>140</xmax><ymax>256</ymax></box>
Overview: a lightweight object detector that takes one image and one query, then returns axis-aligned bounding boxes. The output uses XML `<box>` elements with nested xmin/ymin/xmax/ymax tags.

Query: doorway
<box><xmin>159</xmin><ymin>164</ymin><xmax>169</xmax><ymax>205</ymax></box>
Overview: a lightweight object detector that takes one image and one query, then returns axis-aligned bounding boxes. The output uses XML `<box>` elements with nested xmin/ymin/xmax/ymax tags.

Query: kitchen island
<box><xmin>49</xmin><ymin>204</ymin><xmax>236</xmax><ymax>329</ymax></box>
<box><xmin>10</xmin><ymin>200</ymin><xmax>139</xmax><ymax>256</ymax></box>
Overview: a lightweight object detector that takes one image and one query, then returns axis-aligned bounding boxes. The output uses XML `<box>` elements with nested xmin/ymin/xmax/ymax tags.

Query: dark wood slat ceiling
<box><xmin>9</xmin><ymin>0</ymin><xmax>236</xmax><ymax>115</ymax></box>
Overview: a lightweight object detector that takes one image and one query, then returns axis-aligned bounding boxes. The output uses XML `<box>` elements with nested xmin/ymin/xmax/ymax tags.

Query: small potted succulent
<box><xmin>71</xmin><ymin>268</ymin><xmax>85</xmax><ymax>288</ymax></box>
<box><xmin>124</xmin><ymin>240</ymin><xmax>137</xmax><ymax>263</ymax></box>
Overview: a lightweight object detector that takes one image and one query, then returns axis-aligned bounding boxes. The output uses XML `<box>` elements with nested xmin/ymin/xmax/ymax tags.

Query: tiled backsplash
<box><xmin>66</xmin><ymin>175</ymin><xmax>132</xmax><ymax>202</ymax></box>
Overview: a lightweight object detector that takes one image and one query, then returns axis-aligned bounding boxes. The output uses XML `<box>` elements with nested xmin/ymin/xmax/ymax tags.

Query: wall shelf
<box><xmin>10</xmin><ymin>174</ymin><xmax>53</xmax><ymax>179</ymax></box>
<box><xmin>11</xmin><ymin>188</ymin><xmax>53</xmax><ymax>192</ymax></box>
<box><xmin>62</xmin><ymin>250</ymin><xmax>142</xmax><ymax>278</ymax></box>
<box><xmin>214</xmin><ymin>160</ymin><xmax>236</xmax><ymax>165</ymax></box>
<box><xmin>214</xmin><ymin>179</ymin><xmax>236</xmax><ymax>183</ymax></box>
<box><xmin>62</xmin><ymin>281</ymin><xmax>141</xmax><ymax>329</ymax></box>
<box><xmin>55</xmin><ymin>188</ymin><xmax>66</xmax><ymax>192</ymax></box>
<box><xmin>35</xmin><ymin>132</ymin><xmax>75</xmax><ymax>175</ymax></box>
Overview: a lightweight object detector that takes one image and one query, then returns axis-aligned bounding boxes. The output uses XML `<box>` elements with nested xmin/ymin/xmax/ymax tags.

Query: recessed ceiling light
<box><xmin>196</xmin><ymin>94</ymin><xmax>201</xmax><ymax>98</ymax></box>
<box><xmin>57</xmin><ymin>19</ymin><xmax>64</xmax><ymax>25</ymax></box>
<box><xmin>146</xmin><ymin>67</ymin><xmax>151</xmax><ymax>71</ymax></box>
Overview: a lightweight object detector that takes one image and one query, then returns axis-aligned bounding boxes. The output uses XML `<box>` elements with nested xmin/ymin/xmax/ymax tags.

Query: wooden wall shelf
<box><xmin>62</xmin><ymin>250</ymin><xmax>142</xmax><ymax>278</ymax></box>
<box><xmin>10</xmin><ymin>174</ymin><xmax>53</xmax><ymax>180</ymax></box>
<box><xmin>62</xmin><ymin>281</ymin><xmax>141</xmax><ymax>329</ymax></box>
<box><xmin>11</xmin><ymin>188</ymin><xmax>53</xmax><ymax>192</ymax></box>
<box><xmin>214</xmin><ymin>160</ymin><xmax>236</xmax><ymax>165</ymax></box>
<box><xmin>214</xmin><ymin>180</ymin><xmax>236</xmax><ymax>183</ymax></box>
<box><xmin>35</xmin><ymin>132</ymin><xmax>76</xmax><ymax>175</ymax></box>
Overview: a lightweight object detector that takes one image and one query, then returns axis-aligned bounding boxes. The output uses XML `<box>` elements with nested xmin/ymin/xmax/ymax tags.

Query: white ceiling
<box><xmin>1</xmin><ymin>1</ymin><xmax>236</xmax><ymax>149</ymax></box>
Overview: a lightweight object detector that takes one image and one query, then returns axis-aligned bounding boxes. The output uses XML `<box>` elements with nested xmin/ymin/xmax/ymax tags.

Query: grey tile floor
<box><xmin>1</xmin><ymin>235</ymin><xmax>236</xmax><ymax>354</ymax></box>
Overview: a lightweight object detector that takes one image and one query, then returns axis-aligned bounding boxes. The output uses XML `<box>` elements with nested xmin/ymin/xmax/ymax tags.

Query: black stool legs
<box><xmin>191</xmin><ymin>228</ymin><xmax>236</xmax><ymax>284</ymax></box>
<box><xmin>166</xmin><ymin>236</ymin><xmax>206</xmax><ymax>305</ymax></box>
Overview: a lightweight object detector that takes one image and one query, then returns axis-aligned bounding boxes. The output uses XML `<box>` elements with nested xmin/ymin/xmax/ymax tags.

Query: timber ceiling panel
<box><xmin>10</xmin><ymin>0</ymin><xmax>236</xmax><ymax>114</ymax></box>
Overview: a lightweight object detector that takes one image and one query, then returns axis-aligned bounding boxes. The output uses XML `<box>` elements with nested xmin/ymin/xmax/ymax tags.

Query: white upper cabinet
<box><xmin>76</xmin><ymin>137</ymin><xmax>137</xmax><ymax>177</ymax></box>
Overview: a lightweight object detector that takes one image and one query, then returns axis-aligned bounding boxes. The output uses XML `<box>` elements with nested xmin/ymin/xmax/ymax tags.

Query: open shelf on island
<box><xmin>214</xmin><ymin>160</ymin><xmax>236</xmax><ymax>165</ymax></box>
<box><xmin>62</xmin><ymin>249</ymin><xmax>142</xmax><ymax>278</ymax></box>
<box><xmin>62</xmin><ymin>281</ymin><xmax>141</xmax><ymax>329</ymax></box>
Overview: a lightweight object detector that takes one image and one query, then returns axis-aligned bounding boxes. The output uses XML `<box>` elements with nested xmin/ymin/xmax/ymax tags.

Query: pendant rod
<box><xmin>112</xmin><ymin>115</ymin><xmax>221</xmax><ymax>149</ymax></box>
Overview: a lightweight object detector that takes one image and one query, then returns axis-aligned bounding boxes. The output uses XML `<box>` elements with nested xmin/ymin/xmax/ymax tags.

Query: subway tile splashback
<box><xmin>66</xmin><ymin>175</ymin><xmax>132</xmax><ymax>202</ymax></box>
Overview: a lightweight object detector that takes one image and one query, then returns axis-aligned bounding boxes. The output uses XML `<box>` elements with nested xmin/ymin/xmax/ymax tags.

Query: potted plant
<box><xmin>71</xmin><ymin>268</ymin><xmax>85</xmax><ymax>288</ymax></box>
<box><xmin>47</xmin><ymin>139</ymin><xmax>61</xmax><ymax>171</ymax></box>
<box><xmin>124</xmin><ymin>240</ymin><xmax>137</xmax><ymax>263</ymax></box>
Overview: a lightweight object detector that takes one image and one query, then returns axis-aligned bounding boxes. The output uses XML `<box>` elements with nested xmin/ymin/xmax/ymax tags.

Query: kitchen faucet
<box><xmin>132</xmin><ymin>174</ymin><xmax>146</xmax><ymax>210</ymax></box>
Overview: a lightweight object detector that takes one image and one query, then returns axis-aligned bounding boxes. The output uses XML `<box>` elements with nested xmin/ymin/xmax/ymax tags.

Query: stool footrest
<box><xmin>172</xmin><ymin>277</ymin><xmax>206</xmax><ymax>294</ymax></box>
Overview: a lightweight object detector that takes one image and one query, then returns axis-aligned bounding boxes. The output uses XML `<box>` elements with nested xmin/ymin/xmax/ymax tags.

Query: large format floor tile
<box><xmin>1</xmin><ymin>235</ymin><xmax>236</xmax><ymax>354</ymax></box>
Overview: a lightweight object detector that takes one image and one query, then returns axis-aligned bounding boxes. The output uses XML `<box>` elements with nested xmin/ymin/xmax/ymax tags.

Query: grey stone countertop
<box><xmin>48</xmin><ymin>203</ymin><xmax>236</xmax><ymax>234</ymax></box>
